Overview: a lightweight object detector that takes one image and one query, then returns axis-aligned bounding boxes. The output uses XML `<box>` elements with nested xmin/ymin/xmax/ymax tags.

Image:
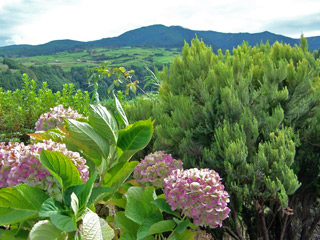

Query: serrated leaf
<box><xmin>88</xmin><ymin>104</ymin><xmax>118</xmax><ymax>144</ymax></box>
<box><xmin>103</xmin><ymin>161</ymin><xmax>138</xmax><ymax>189</ymax></box>
<box><xmin>118</xmin><ymin>232</ymin><xmax>135</xmax><ymax>240</ymax></box>
<box><xmin>67</xmin><ymin>119</ymin><xmax>110</xmax><ymax>166</ymax></box>
<box><xmin>117</xmin><ymin>119</ymin><xmax>153</xmax><ymax>163</ymax></box>
<box><xmin>0</xmin><ymin>229</ymin><xmax>29</xmax><ymax>240</ymax></box>
<box><xmin>29</xmin><ymin>220</ymin><xmax>67</xmax><ymax>240</ymax></box>
<box><xmin>40</xmin><ymin>150</ymin><xmax>82</xmax><ymax>191</ymax></box>
<box><xmin>63</xmin><ymin>172</ymin><xmax>98</xmax><ymax>213</ymax></box>
<box><xmin>88</xmin><ymin>187</ymin><xmax>114</xmax><ymax>206</ymax></box>
<box><xmin>50</xmin><ymin>213</ymin><xmax>77</xmax><ymax>232</ymax></box>
<box><xmin>115</xmin><ymin>211</ymin><xmax>139</xmax><ymax>236</ymax></box>
<box><xmin>82</xmin><ymin>208</ymin><xmax>115</xmax><ymax>240</ymax></box>
<box><xmin>114</xmin><ymin>93</ymin><xmax>129</xmax><ymax>127</ymax></box>
<box><xmin>39</xmin><ymin>198</ymin><xmax>64</xmax><ymax>218</ymax></box>
<box><xmin>0</xmin><ymin>184</ymin><xmax>49</xmax><ymax>225</ymax></box>
<box><xmin>124</xmin><ymin>187</ymin><xmax>143</xmax><ymax>200</ymax></box>
<box><xmin>71</xmin><ymin>192</ymin><xmax>79</xmax><ymax>216</ymax></box>
<box><xmin>152</xmin><ymin>199</ymin><xmax>180</xmax><ymax>217</ymax></box>
<box><xmin>29</xmin><ymin>128</ymin><xmax>64</xmax><ymax>142</ymax></box>
<box><xmin>137</xmin><ymin>218</ymin><xmax>159</xmax><ymax>240</ymax></box>
<box><xmin>147</xmin><ymin>220</ymin><xmax>176</xmax><ymax>236</ymax></box>
<box><xmin>125</xmin><ymin>197</ymin><xmax>161</xmax><ymax>225</ymax></box>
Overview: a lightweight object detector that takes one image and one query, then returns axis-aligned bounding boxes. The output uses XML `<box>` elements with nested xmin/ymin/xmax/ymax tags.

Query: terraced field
<box><xmin>11</xmin><ymin>47</ymin><xmax>180</xmax><ymax>71</ymax></box>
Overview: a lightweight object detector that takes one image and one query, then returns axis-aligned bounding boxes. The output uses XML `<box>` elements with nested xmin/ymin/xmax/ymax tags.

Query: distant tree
<box><xmin>300</xmin><ymin>34</ymin><xmax>308</xmax><ymax>52</ymax></box>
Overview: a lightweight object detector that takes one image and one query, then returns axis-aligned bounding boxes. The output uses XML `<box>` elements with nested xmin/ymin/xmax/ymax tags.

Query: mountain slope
<box><xmin>0</xmin><ymin>24</ymin><xmax>319</xmax><ymax>57</ymax></box>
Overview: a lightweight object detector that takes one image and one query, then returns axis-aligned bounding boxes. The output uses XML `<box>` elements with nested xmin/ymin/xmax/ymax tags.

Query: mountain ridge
<box><xmin>1</xmin><ymin>24</ymin><xmax>319</xmax><ymax>57</ymax></box>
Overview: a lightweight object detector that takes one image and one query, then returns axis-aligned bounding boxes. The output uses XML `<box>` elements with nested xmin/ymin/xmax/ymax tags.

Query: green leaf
<box><xmin>124</xmin><ymin>187</ymin><xmax>144</xmax><ymax>200</ymax></box>
<box><xmin>50</xmin><ymin>213</ymin><xmax>77</xmax><ymax>232</ymax></box>
<box><xmin>137</xmin><ymin>218</ymin><xmax>160</xmax><ymax>240</ymax></box>
<box><xmin>29</xmin><ymin>220</ymin><xmax>67</xmax><ymax>240</ymax></box>
<box><xmin>107</xmin><ymin>198</ymin><xmax>127</xmax><ymax>209</ymax></box>
<box><xmin>63</xmin><ymin>172</ymin><xmax>98</xmax><ymax>213</ymax></box>
<box><xmin>40</xmin><ymin>150</ymin><xmax>82</xmax><ymax>191</ymax></box>
<box><xmin>103</xmin><ymin>161</ymin><xmax>139</xmax><ymax>189</ymax></box>
<box><xmin>117</xmin><ymin>119</ymin><xmax>153</xmax><ymax>162</ymax></box>
<box><xmin>0</xmin><ymin>184</ymin><xmax>49</xmax><ymax>225</ymax></box>
<box><xmin>82</xmin><ymin>208</ymin><xmax>115</xmax><ymax>240</ymax></box>
<box><xmin>71</xmin><ymin>192</ymin><xmax>79</xmax><ymax>216</ymax></box>
<box><xmin>0</xmin><ymin>229</ymin><xmax>29</xmax><ymax>240</ymax></box>
<box><xmin>147</xmin><ymin>220</ymin><xmax>176</xmax><ymax>236</ymax></box>
<box><xmin>67</xmin><ymin>119</ymin><xmax>110</xmax><ymax>166</ymax></box>
<box><xmin>88</xmin><ymin>187</ymin><xmax>114</xmax><ymax>206</ymax></box>
<box><xmin>118</xmin><ymin>232</ymin><xmax>135</xmax><ymax>240</ymax></box>
<box><xmin>29</xmin><ymin>128</ymin><xmax>64</xmax><ymax>142</ymax></box>
<box><xmin>125</xmin><ymin>197</ymin><xmax>161</xmax><ymax>225</ymax></box>
<box><xmin>114</xmin><ymin>92</ymin><xmax>129</xmax><ymax>127</ymax></box>
<box><xmin>152</xmin><ymin>199</ymin><xmax>180</xmax><ymax>217</ymax></box>
<box><xmin>141</xmin><ymin>186</ymin><xmax>157</xmax><ymax>204</ymax></box>
<box><xmin>115</xmin><ymin>211</ymin><xmax>139</xmax><ymax>236</ymax></box>
<box><xmin>175</xmin><ymin>218</ymin><xmax>191</xmax><ymax>234</ymax></box>
<box><xmin>39</xmin><ymin>198</ymin><xmax>64</xmax><ymax>218</ymax></box>
<box><xmin>89</xmin><ymin>104</ymin><xmax>118</xmax><ymax>144</ymax></box>
<box><xmin>175</xmin><ymin>229</ymin><xmax>197</xmax><ymax>240</ymax></box>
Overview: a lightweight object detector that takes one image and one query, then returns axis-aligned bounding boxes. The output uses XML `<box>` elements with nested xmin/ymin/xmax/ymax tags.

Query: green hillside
<box><xmin>1</xmin><ymin>24</ymin><xmax>320</xmax><ymax>57</ymax></box>
<box><xmin>0</xmin><ymin>46</ymin><xmax>180</xmax><ymax>97</ymax></box>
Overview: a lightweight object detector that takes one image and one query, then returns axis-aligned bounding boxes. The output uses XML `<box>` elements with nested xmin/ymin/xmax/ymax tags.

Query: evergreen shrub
<box><xmin>153</xmin><ymin>37</ymin><xmax>320</xmax><ymax>239</ymax></box>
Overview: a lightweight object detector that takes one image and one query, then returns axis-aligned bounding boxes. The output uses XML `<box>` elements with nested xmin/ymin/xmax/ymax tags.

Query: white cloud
<box><xmin>0</xmin><ymin>0</ymin><xmax>319</xmax><ymax>46</ymax></box>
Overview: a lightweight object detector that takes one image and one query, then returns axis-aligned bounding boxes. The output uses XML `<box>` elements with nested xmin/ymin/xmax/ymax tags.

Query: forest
<box><xmin>0</xmin><ymin>36</ymin><xmax>320</xmax><ymax>240</ymax></box>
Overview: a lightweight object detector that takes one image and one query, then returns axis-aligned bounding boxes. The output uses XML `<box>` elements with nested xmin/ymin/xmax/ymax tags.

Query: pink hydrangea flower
<box><xmin>0</xmin><ymin>140</ymin><xmax>89</xmax><ymax>195</ymax></box>
<box><xmin>133</xmin><ymin>151</ymin><xmax>183</xmax><ymax>188</ymax></box>
<box><xmin>164</xmin><ymin>168</ymin><xmax>230</xmax><ymax>228</ymax></box>
<box><xmin>35</xmin><ymin>104</ymin><xmax>86</xmax><ymax>131</ymax></box>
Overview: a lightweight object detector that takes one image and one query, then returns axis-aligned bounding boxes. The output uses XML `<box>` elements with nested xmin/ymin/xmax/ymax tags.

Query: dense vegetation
<box><xmin>0</xmin><ymin>47</ymin><xmax>179</xmax><ymax>98</ymax></box>
<box><xmin>1</xmin><ymin>36</ymin><xmax>320</xmax><ymax>239</ymax></box>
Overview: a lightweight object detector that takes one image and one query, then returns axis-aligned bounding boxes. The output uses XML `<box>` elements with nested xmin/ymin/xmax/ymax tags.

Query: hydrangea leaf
<box><xmin>82</xmin><ymin>208</ymin><xmax>115</xmax><ymax>240</ymax></box>
<box><xmin>29</xmin><ymin>220</ymin><xmax>67</xmax><ymax>240</ymax></box>
<box><xmin>114</xmin><ymin>93</ymin><xmax>129</xmax><ymax>127</ymax></box>
<box><xmin>63</xmin><ymin>172</ymin><xmax>97</xmax><ymax>213</ymax></box>
<box><xmin>146</xmin><ymin>220</ymin><xmax>176</xmax><ymax>236</ymax></box>
<box><xmin>103</xmin><ymin>161</ymin><xmax>138</xmax><ymax>189</ymax></box>
<box><xmin>0</xmin><ymin>184</ymin><xmax>49</xmax><ymax>225</ymax></box>
<box><xmin>40</xmin><ymin>150</ymin><xmax>82</xmax><ymax>191</ymax></box>
<box><xmin>117</xmin><ymin>119</ymin><xmax>153</xmax><ymax>163</ymax></box>
<box><xmin>114</xmin><ymin>211</ymin><xmax>139</xmax><ymax>236</ymax></box>
<box><xmin>125</xmin><ymin>197</ymin><xmax>162</xmax><ymax>225</ymax></box>
<box><xmin>89</xmin><ymin>104</ymin><xmax>118</xmax><ymax>144</ymax></box>
<box><xmin>66</xmin><ymin>119</ymin><xmax>110</xmax><ymax>167</ymax></box>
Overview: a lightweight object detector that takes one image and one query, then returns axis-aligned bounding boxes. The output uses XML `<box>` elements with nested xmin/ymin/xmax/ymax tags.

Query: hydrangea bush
<box><xmin>133</xmin><ymin>151</ymin><xmax>183</xmax><ymax>188</ymax></box>
<box><xmin>0</xmin><ymin>139</ymin><xmax>89</xmax><ymax>195</ymax></box>
<box><xmin>164</xmin><ymin>168</ymin><xmax>230</xmax><ymax>228</ymax></box>
<box><xmin>35</xmin><ymin>104</ymin><xmax>86</xmax><ymax>131</ymax></box>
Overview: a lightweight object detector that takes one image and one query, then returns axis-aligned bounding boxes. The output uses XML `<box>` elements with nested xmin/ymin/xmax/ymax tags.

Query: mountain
<box><xmin>1</xmin><ymin>24</ymin><xmax>319</xmax><ymax>57</ymax></box>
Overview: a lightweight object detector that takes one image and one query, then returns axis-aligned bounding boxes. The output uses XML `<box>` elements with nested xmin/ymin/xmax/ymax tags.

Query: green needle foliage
<box><xmin>154</xmin><ymin>37</ymin><xmax>320</xmax><ymax>239</ymax></box>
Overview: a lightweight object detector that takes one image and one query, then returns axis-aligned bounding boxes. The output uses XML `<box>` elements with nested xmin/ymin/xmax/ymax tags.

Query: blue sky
<box><xmin>0</xmin><ymin>0</ymin><xmax>319</xmax><ymax>47</ymax></box>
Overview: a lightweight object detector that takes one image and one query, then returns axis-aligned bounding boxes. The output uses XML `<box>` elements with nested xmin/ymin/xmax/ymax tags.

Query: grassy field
<box><xmin>8</xmin><ymin>47</ymin><xmax>180</xmax><ymax>71</ymax></box>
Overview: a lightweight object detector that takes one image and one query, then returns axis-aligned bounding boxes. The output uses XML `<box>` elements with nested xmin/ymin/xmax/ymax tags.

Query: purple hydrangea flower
<box><xmin>164</xmin><ymin>168</ymin><xmax>230</xmax><ymax>228</ymax></box>
<box><xmin>133</xmin><ymin>151</ymin><xmax>183</xmax><ymax>188</ymax></box>
<box><xmin>0</xmin><ymin>140</ymin><xmax>89</xmax><ymax>195</ymax></box>
<box><xmin>35</xmin><ymin>104</ymin><xmax>86</xmax><ymax>131</ymax></box>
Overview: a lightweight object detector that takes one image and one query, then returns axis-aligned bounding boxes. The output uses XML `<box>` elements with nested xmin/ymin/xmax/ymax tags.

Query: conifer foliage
<box><xmin>154</xmin><ymin>38</ymin><xmax>320</xmax><ymax>239</ymax></box>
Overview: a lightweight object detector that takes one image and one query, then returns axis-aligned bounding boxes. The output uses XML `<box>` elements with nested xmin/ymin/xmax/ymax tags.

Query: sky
<box><xmin>0</xmin><ymin>0</ymin><xmax>320</xmax><ymax>47</ymax></box>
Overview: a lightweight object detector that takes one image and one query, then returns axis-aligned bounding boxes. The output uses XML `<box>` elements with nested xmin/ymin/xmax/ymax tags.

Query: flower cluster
<box><xmin>0</xmin><ymin>140</ymin><xmax>89</xmax><ymax>194</ymax></box>
<box><xmin>164</xmin><ymin>168</ymin><xmax>230</xmax><ymax>228</ymax></box>
<box><xmin>133</xmin><ymin>151</ymin><xmax>183</xmax><ymax>188</ymax></box>
<box><xmin>35</xmin><ymin>104</ymin><xmax>86</xmax><ymax>131</ymax></box>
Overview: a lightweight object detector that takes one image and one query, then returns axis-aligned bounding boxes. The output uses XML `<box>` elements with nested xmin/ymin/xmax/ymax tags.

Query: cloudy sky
<box><xmin>0</xmin><ymin>0</ymin><xmax>320</xmax><ymax>47</ymax></box>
